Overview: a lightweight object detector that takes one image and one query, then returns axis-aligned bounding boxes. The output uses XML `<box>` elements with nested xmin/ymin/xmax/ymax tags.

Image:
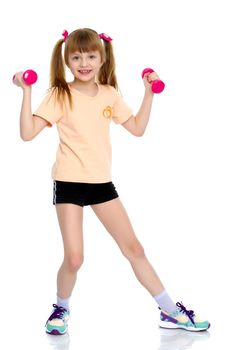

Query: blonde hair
<box><xmin>49</xmin><ymin>28</ymin><xmax>118</xmax><ymax>108</ymax></box>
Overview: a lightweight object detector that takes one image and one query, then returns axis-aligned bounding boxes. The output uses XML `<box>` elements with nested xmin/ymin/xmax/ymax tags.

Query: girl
<box><xmin>15</xmin><ymin>28</ymin><xmax>210</xmax><ymax>335</ymax></box>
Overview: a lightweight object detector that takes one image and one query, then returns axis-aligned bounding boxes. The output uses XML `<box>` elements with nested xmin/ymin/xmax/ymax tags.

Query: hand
<box><xmin>143</xmin><ymin>71</ymin><xmax>160</xmax><ymax>92</ymax></box>
<box><xmin>13</xmin><ymin>72</ymin><xmax>31</xmax><ymax>90</ymax></box>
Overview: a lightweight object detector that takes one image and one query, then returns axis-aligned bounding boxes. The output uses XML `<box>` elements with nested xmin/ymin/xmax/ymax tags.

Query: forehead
<box><xmin>70</xmin><ymin>50</ymin><xmax>100</xmax><ymax>56</ymax></box>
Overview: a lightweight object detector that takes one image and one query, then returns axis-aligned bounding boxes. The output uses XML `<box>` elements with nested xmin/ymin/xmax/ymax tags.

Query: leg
<box><xmin>91</xmin><ymin>198</ymin><xmax>165</xmax><ymax>296</ymax></box>
<box><xmin>55</xmin><ymin>203</ymin><xmax>84</xmax><ymax>299</ymax></box>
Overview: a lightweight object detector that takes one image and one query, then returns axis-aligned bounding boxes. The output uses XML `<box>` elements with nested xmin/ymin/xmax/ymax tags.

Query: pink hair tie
<box><xmin>99</xmin><ymin>33</ymin><xmax>112</xmax><ymax>42</ymax></box>
<box><xmin>62</xmin><ymin>30</ymin><xmax>69</xmax><ymax>41</ymax></box>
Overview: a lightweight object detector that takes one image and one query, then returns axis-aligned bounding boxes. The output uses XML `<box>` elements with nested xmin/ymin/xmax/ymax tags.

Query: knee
<box><xmin>124</xmin><ymin>240</ymin><xmax>146</xmax><ymax>259</ymax></box>
<box><xmin>65</xmin><ymin>253</ymin><xmax>84</xmax><ymax>273</ymax></box>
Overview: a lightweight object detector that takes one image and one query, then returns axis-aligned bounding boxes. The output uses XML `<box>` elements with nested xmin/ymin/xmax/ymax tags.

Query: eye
<box><xmin>72</xmin><ymin>56</ymin><xmax>80</xmax><ymax>60</ymax></box>
<box><xmin>89</xmin><ymin>55</ymin><xmax>96</xmax><ymax>59</ymax></box>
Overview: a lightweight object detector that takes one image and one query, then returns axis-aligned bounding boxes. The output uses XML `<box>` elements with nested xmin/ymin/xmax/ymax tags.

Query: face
<box><xmin>68</xmin><ymin>50</ymin><xmax>103</xmax><ymax>82</ymax></box>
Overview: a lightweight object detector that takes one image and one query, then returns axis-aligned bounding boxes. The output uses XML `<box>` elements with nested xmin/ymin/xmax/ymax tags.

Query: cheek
<box><xmin>69</xmin><ymin>63</ymin><xmax>77</xmax><ymax>72</ymax></box>
<box><xmin>96</xmin><ymin>61</ymin><xmax>103</xmax><ymax>70</ymax></box>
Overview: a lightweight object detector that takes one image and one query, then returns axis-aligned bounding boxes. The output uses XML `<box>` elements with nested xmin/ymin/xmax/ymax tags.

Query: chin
<box><xmin>78</xmin><ymin>76</ymin><xmax>95</xmax><ymax>82</ymax></box>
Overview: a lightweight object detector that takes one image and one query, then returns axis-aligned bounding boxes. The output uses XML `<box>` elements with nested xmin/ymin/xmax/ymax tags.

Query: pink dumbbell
<box><xmin>13</xmin><ymin>69</ymin><xmax>38</xmax><ymax>85</ymax></box>
<box><xmin>142</xmin><ymin>68</ymin><xmax>165</xmax><ymax>93</ymax></box>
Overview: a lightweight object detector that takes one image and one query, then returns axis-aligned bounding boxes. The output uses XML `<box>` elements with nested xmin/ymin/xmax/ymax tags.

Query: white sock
<box><xmin>57</xmin><ymin>295</ymin><xmax>70</xmax><ymax>311</ymax></box>
<box><xmin>154</xmin><ymin>290</ymin><xmax>177</xmax><ymax>313</ymax></box>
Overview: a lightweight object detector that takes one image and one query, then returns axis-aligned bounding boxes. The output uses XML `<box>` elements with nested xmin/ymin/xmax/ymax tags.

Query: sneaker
<box><xmin>45</xmin><ymin>304</ymin><xmax>70</xmax><ymax>335</ymax></box>
<box><xmin>159</xmin><ymin>302</ymin><xmax>210</xmax><ymax>332</ymax></box>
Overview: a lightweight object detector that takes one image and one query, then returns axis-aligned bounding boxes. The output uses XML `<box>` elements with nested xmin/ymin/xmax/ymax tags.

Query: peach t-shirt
<box><xmin>33</xmin><ymin>84</ymin><xmax>133</xmax><ymax>183</ymax></box>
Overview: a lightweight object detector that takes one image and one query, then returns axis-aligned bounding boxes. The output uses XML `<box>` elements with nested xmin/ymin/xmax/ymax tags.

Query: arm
<box><xmin>15</xmin><ymin>72</ymin><xmax>49</xmax><ymax>141</ymax></box>
<box><xmin>122</xmin><ymin>71</ymin><xmax>159</xmax><ymax>137</ymax></box>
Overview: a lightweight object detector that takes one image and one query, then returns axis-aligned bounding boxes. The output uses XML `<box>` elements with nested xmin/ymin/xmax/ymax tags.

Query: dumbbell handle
<box><xmin>142</xmin><ymin>68</ymin><xmax>165</xmax><ymax>94</ymax></box>
<box><xmin>13</xmin><ymin>69</ymin><xmax>38</xmax><ymax>85</ymax></box>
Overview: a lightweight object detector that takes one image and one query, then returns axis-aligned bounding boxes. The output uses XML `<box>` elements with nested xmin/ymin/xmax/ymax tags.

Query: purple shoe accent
<box><xmin>161</xmin><ymin>311</ymin><xmax>178</xmax><ymax>324</ymax></box>
<box><xmin>176</xmin><ymin>302</ymin><xmax>195</xmax><ymax>325</ymax></box>
<box><xmin>47</xmin><ymin>329</ymin><xmax>63</xmax><ymax>335</ymax></box>
<box><xmin>46</xmin><ymin>304</ymin><xmax>68</xmax><ymax>323</ymax></box>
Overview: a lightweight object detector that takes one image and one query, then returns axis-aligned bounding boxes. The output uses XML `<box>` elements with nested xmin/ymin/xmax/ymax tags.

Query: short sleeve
<box><xmin>111</xmin><ymin>89</ymin><xmax>133</xmax><ymax>125</ymax></box>
<box><xmin>33</xmin><ymin>89</ymin><xmax>63</xmax><ymax>127</ymax></box>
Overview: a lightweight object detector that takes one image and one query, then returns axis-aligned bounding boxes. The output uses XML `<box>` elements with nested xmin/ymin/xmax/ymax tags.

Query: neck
<box><xmin>72</xmin><ymin>78</ymin><xmax>97</xmax><ymax>90</ymax></box>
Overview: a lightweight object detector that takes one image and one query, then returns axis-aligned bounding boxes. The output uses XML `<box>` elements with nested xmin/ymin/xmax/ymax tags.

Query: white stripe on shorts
<box><xmin>53</xmin><ymin>180</ymin><xmax>57</xmax><ymax>204</ymax></box>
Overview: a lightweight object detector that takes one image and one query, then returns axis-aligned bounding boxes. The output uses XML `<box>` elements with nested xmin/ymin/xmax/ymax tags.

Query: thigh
<box><xmin>55</xmin><ymin>203</ymin><xmax>84</xmax><ymax>256</ymax></box>
<box><xmin>90</xmin><ymin>198</ymin><xmax>142</xmax><ymax>255</ymax></box>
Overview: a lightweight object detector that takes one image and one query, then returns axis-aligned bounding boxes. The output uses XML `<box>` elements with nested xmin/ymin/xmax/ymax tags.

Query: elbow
<box><xmin>134</xmin><ymin>121</ymin><xmax>144</xmax><ymax>137</ymax></box>
<box><xmin>20</xmin><ymin>127</ymin><xmax>35</xmax><ymax>141</ymax></box>
<box><xmin>135</xmin><ymin>130</ymin><xmax>144</xmax><ymax>137</ymax></box>
<box><xmin>20</xmin><ymin>133</ymin><xmax>34</xmax><ymax>141</ymax></box>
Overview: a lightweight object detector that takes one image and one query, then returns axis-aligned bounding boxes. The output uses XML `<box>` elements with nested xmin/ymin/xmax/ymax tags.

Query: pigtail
<box><xmin>50</xmin><ymin>38</ymin><xmax>72</xmax><ymax>108</ymax></box>
<box><xmin>98</xmin><ymin>41</ymin><xmax>119</xmax><ymax>91</ymax></box>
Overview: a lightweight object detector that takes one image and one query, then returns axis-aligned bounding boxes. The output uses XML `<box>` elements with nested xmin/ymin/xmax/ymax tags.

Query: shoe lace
<box><xmin>47</xmin><ymin>304</ymin><xmax>68</xmax><ymax>323</ymax></box>
<box><xmin>176</xmin><ymin>302</ymin><xmax>195</xmax><ymax>325</ymax></box>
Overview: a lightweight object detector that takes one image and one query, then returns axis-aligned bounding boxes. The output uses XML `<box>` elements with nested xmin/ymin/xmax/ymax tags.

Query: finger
<box><xmin>149</xmin><ymin>72</ymin><xmax>160</xmax><ymax>81</ymax></box>
<box><xmin>13</xmin><ymin>72</ymin><xmax>25</xmax><ymax>87</ymax></box>
<box><xmin>13</xmin><ymin>72</ymin><xmax>22</xmax><ymax>83</ymax></box>
<box><xmin>143</xmin><ymin>74</ymin><xmax>151</xmax><ymax>82</ymax></box>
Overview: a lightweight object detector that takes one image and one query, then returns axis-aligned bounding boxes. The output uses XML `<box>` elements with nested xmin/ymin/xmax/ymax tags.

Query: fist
<box><xmin>147</xmin><ymin>71</ymin><xmax>160</xmax><ymax>83</ymax></box>
<box><xmin>143</xmin><ymin>71</ymin><xmax>160</xmax><ymax>92</ymax></box>
<box><xmin>13</xmin><ymin>72</ymin><xmax>29</xmax><ymax>89</ymax></box>
<box><xmin>142</xmin><ymin>68</ymin><xmax>165</xmax><ymax>94</ymax></box>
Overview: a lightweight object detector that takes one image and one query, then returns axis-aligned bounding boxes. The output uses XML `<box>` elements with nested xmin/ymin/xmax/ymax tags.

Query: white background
<box><xmin>0</xmin><ymin>0</ymin><xmax>232</xmax><ymax>349</ymax></box>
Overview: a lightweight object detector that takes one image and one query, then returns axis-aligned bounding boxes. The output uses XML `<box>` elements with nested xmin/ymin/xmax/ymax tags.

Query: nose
<box><xmin>80</xmin><ymin>57</ymin><xmax>87</xmax><ymax>67</ymax></box>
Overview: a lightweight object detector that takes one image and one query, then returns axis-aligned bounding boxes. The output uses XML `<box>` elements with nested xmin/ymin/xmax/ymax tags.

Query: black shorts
<box><xmin>53</xmin><ymin>180</ymin><xmax>119</xmax><ymax>207</ymax></box>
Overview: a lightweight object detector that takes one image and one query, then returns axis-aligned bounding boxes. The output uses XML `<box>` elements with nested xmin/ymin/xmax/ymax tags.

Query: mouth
<box><xmin>78</xmin><ymin>69</ymin><xmax>92</xmax><ymax>75</ymax></box>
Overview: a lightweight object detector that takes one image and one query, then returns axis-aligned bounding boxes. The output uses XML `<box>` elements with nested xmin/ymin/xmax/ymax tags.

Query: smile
<box><xmin>78</xmin><ymin>70</ymin><xmax>92</xmax><ymax>74</ymax></box>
